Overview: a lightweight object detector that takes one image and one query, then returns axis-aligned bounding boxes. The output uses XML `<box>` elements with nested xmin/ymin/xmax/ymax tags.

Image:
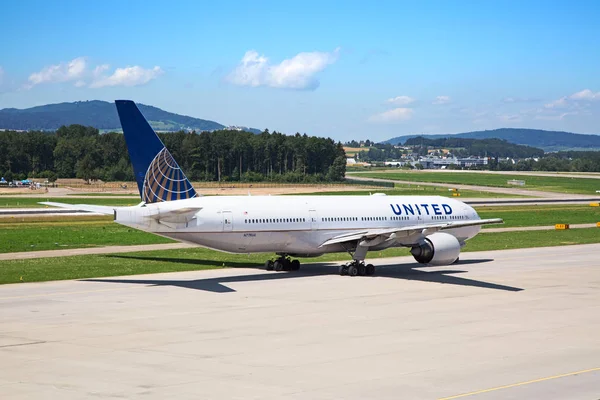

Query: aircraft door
<box><xmin>309</xmin><ymin>210</ymin><xmax>319</xmax><ymax>230</ymax></box>
<box><xmin>222</xmin><ymin>211</ymin><xmax>233</xmax><ymax>231</ymax></box>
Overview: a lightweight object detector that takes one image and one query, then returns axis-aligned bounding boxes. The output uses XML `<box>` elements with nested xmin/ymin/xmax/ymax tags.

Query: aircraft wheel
<box><xmin>366</xmin><ymin>264</ymin><xmax>375</xmax><ymax>276</ymax></box>
<box><xmin>291</xmin><ymin>259</ymin><xmax>300</xmax><ymax>271</ymax></box>
<box><xmin>265</xmin><ymin>260</ymin><xmax>274</xmax><ymax>271</ymax></box>
<box><xmin>358</xmin><ymin>264</ymin><xmax>366</xmax><ymax>276</ymax></box>
<box><xmin>347</xmin><ymin>265</ymin><xmax>359</xmax><ymax>277</ymax></box>
<box><xmin>339</xmin><ymin>265</ymin><xmax>348</xmax><ymax>276</ymax></box>
<box><xmin>274</xmin><ymin>260</ymin><xmax>283</xmax><ymax>271</ymax></box>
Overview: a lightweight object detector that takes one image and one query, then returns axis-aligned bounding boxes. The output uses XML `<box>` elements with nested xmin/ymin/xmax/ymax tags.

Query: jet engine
<box><xmin>410</xmin><ymin>233</ymin><xmax>461</xmax><ymax>265</ymax></box>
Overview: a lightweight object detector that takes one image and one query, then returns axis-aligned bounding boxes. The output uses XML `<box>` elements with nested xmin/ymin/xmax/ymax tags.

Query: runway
<box><xmin>1</xmin><ymin>244</ymin><xmax>599</xmax><ymax>399</ymax></box>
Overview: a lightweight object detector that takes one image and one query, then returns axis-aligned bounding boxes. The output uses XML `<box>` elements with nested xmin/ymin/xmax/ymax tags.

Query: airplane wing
<box><xmin>39</xmin><ymin>201</ymin><xmax>118</xmax><ymax>215</ymax></box>
<box><xmin>319</xmin><ymin>218</ymin><xmax>503</xmax><ymax>247</ymax></box>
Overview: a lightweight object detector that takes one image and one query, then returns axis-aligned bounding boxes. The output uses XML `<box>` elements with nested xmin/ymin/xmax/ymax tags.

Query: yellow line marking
<box><xmin>439</xmin><ymin>366</ymin><xmax>600</xmax><ymax>400</ymax></box>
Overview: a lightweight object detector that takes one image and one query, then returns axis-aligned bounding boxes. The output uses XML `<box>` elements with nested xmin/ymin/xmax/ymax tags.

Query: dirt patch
<box><xmin>2</xmin><ymin>184</ymin><xmax>375</xmax><ymax>198</ymax></box>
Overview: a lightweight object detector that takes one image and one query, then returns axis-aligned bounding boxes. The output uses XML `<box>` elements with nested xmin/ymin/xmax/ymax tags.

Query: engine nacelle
<box><xmin>410</xmin><ymin>232</ymin><xmax>461</xmax><ymax>265</ymax></box>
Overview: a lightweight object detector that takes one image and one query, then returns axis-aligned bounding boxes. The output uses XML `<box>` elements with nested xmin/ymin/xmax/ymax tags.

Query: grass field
<box><xmin>0</xmin><ymin>221</ymin><xmax>173</xmax><ymax>253</ymax></box>
<box><xmin>0</xmin><ymin>197</ymin><xmax>141</xmax><ymax>208</ymax></box>
<box><xmin>478</xmin><ymin>204</ymin><xmax>600</xmax><ymax>228</ymax></box>
<box><xmin>350</xmin><ymin>171</ymin><xmax>600</xmax><ymax>194</ymax></box>
<box><xmin>343</xmin><ymin>147</ymin><xmax>363</xmax><ymax>157</ymax></box>
<box><xmin>298</xmin><ymin>185</ymin><xmax>526</xmax><ymax>198</ymax></box>
<box><xmin>1</xmin><ymin>228</ymin><xmax>599</xmax><ymax>284</ymax></box>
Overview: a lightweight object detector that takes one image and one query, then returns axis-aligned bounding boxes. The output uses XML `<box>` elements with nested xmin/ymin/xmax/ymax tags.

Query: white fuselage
<box><xmin>115</xmin><ymin>195</ymin><xmax>482</xmax><ymax>256</ymax></box>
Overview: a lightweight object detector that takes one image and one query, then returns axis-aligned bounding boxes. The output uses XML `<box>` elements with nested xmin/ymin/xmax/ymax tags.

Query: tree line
<box><xmin>495</xmin><ymin>151</ymin><xmax>600</xmax><ymax>172</ymax></box>
<box><xmin>0</xmin><ymin>125</ymin><xmax>347</xmax><ymax>183</ymax></box>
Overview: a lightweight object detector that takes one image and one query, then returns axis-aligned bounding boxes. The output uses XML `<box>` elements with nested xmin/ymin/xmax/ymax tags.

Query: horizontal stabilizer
<box><xmin>39</xmin><ymin>202</ymin><xmax>119</xmax><ymax>215</ymax></box>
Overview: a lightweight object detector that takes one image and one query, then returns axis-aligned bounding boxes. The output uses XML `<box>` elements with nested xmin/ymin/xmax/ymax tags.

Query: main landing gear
<box><xmin>338</xmin><ymin>243</ymin><xmax>375</xmax><ymax>276</ymax></box>
<box><xmin>265</xmin><ymin>256</ymin><xmax>300</xmax><ymax>272</ymax></box>
<box><xmin>339</xmin><ymin>261</ymin><xmax>375</xmax><ymax>277</ymax></box>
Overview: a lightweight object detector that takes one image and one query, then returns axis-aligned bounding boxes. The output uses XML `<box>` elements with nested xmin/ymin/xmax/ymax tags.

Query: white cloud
<box><xmin>544</xmin><ymin>89</ymin><xmax>600</xmax><ymax>109</ymax></box>
<box><xmin>227</xmin><ymin>48</ymin><xmax>340</xmax><ymax>90</ymax></box>
<box><xmin>93</xmin><ymin>64</ymin><xmax>110</xmax><ymax>78</ymax></box>
<box><xmin>544</xmin><ymin>97</ymin><xmax>569</xmax><ymax>109</ymax></box>
<box><xmin>503</xmin><ymin>96</ymin><xmax>541</xmax><ymax>103</ymax></box>
<box><xmin>26</xmin><ymin>57</ymin><xmax>87</xmax><ymax>88</ymax></box>
<box><xmin>432</xmin><ymin>95</ymin><xmax>451</xmax><ymax>105</ymax></box>
<box><xmin>535</xmin><ymin>111</ymin><xmax>579</xmax><ymax>121</ymax></box>
<box><xmin>498</xmin><ymin>114</ymin><xmax>522</xmax><ymax>122</ymax></box>
<box><xmin>24</xmin><ymin>58</ymin><xmax>163</xmax><ymax>89</ymax></box>
<box><xmin>90</xmin><ymin>66</ymin><xmax>163</xmax><ymax>88</ymax></box>
<box><xmin>386</xmin><ymin>96</ymin><xmax>415</xmax><ymax>106</ymax></box>
<box><xmin>369</xmin><ymin>107</ymin><xmax>414</xmax><ymax>123</ymax></box>
<box><xmin>570</xmin><ymin>89</ymin><xmax>600</xmax><ymax>101</ymax></box>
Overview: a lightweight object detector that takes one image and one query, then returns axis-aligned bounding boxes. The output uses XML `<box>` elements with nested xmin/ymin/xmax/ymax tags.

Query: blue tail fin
<box><xmin>115</xmin><ymin>100</ymin><xmax>197</xmax><ymax>203</ymax></box>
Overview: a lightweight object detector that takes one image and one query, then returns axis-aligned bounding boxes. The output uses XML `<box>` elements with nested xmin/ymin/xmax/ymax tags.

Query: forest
<box><xmin>495</xmin><ymin>151</ymin><xmax>600</xmax><ymax>172</ymax></box>
<box><xmin>0</xmin><ymin>125</ymin><xmax>347</xmax><ymax>183</ymax></box>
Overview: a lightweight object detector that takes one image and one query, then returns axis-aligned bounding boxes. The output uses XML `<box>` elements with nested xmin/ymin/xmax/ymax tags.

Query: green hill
<box><xmin>384</xmin><ymin>128</ymin><xmax>600</xmax><ymax>151</ymax></box>
<box><xmin>0</xmin><ymin>100</ymin><xmax>226</xmax><ymax>132</ymax></box>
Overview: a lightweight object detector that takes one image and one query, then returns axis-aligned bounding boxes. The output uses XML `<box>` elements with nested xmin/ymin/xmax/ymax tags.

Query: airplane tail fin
<box><xmin>115</xmin><ymin>100</ymin><xmax>197</xmax><ymax>204</ymax></box>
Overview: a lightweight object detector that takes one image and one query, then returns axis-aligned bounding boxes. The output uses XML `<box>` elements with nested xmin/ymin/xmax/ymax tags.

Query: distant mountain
<box><xmin>0</xmin><ymin>100</ymin><xmax>254</xmax><ymax>133</ymax></box>
<box><xmin>383</xmin><ymin>128</ymin><xmax>600</xmax><ymax>151</ymax></box>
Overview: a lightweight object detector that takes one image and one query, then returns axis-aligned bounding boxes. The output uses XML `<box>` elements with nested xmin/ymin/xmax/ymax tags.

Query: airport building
<box><xmin>419</xmin><ymin>156</ymin><xmax>488</xmax><ymax>169</ymax></box>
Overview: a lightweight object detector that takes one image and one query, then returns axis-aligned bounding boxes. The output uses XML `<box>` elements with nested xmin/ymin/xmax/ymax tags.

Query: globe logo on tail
<box><xmin>142</xmin><ymin>147</ymin><xmax>197</xmax><ymax>203</ymax></box>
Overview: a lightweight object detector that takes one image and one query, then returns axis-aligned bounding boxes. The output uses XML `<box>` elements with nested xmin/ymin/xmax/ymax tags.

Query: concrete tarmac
<box><xmin>1</xmin><ymin>244</ymin><xmax>599</xmax><ymax>399</ymax></box>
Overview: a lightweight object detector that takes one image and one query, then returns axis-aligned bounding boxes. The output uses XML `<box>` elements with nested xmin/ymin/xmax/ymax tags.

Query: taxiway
<box><xmin>0</xmin><ymin>244</ymin><xmax>599</xmax><ymax>399</ymax></box>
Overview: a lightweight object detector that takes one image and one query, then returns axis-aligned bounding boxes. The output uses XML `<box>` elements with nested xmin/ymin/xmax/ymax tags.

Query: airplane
<box><xmin>44</xmin><ymin>100</ymin><xmax>503</xmax><ymax>277</ymax></box>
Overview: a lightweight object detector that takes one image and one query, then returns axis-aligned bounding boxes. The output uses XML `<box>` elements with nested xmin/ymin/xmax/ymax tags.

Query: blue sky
<box><xmin>1</xmin><ymin>0</ymin><xmax>599</xmax><ymax>141</ymax></box>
